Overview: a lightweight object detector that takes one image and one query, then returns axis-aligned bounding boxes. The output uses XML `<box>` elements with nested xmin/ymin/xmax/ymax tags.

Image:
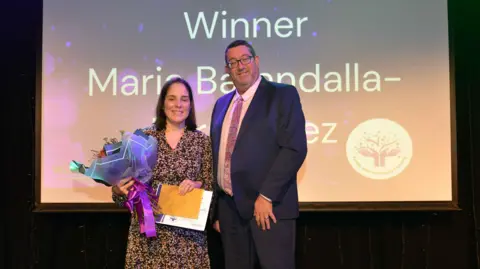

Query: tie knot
<box><xmin>236</xmin><ymin>96</ymin><xmax>244</xmax><ymax>103</ymax></box>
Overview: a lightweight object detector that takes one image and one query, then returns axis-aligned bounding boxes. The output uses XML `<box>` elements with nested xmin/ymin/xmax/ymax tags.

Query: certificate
<box><xmin>154</xmin><ymin>184</ymin><xmax>213</xmax><ymax>231</ymax></box>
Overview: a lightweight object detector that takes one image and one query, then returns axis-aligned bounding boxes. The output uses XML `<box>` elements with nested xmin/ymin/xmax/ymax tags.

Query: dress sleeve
<box><xmin>197</xmin><ymin>135</ymin><xmax>214</xmax><ymax>191</ymax></box>
<box><xmin>196</xmin><ymin>134</ymin><xmax>216</xmax><ymax>221</ymax></box>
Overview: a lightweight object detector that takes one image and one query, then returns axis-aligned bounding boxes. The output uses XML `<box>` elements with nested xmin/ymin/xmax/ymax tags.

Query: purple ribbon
<box><xmin>124</xmin><ymin>179</ymin><xmax>157</xmax><ymax>238</ymax></box>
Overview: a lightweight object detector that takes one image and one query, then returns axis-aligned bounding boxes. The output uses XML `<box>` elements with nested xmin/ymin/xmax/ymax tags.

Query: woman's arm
<box><xmin>196</xmin><ymin>135</ymin><xmax>216</xmax><ymax>222</ymax></box>
<box><xmin>196</xmin><ymin>135</ymin><xmax>214</xmax><ymax>191</ymax></box>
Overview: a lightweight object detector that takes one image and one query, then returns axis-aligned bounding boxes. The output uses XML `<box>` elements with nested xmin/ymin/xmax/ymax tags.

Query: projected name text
<box><xmin>88</xmin><ymin>64</ymin><xmax>401</xmax><ymax>96</ymax></box>
<box><xmin>184</xmin><ymin>11</ymin><xmax>309</xmax><ymax>39</ymax></box>
<box><xmin>198</xmin><ymin>63</ymin><xmax>400</xmax><ymax>94</ymax></box>
<box><xmin>152</xmin><ymin>119</ymin><xmax>338</xmax><ymax>145</ymax></box>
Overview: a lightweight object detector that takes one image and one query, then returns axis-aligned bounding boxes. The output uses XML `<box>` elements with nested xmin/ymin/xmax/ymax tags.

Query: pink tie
<box><xmin>223</xmin><ymin>96</ymin><xmax>244</xmax><ymax>195</ymax></box>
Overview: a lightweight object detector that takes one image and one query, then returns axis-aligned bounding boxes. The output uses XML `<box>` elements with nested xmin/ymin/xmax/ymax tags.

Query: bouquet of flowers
<box><xmin>70</xmin><ymin>129</ymin><xmax>159</xmax><ymax>238</ymax></box>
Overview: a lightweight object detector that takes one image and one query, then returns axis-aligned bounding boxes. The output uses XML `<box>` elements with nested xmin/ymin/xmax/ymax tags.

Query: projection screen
<box><xmin>36</xmin><ymin>0</ymin><xmax>457</xmax><ymax>211</ymax></box>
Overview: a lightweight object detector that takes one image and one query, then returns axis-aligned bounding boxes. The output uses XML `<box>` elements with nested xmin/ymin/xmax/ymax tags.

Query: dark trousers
<box><xmin>217</xmin><ymin>192</ymin><xmax>296</xmax><ymax>269</ymax></box>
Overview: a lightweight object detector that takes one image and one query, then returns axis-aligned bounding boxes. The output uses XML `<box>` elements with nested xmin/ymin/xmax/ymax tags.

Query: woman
<box><xmin>112</xmin><ymin>77</ymin><xmax>213</xmax><ymax>268</ymax></box>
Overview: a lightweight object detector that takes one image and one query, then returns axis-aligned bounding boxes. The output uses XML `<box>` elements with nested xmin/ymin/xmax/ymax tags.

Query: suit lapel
<box><xmin>235</xmin><ymin>78</ymin><xmax>270</xmax><ymax>146</ymax></box>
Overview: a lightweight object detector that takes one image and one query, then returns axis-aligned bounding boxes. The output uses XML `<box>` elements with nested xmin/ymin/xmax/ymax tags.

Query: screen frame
<box><xmin>33</xmin><ymin>0</ymin><xmax>459</xmax><ymax>213</ymax></box>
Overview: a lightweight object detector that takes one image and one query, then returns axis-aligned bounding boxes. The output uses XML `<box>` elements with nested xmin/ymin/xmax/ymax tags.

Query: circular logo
<box><xmin>346</xmin><ymin>118</ymin><xmax>413</xmax><ymax>180</ymax></box>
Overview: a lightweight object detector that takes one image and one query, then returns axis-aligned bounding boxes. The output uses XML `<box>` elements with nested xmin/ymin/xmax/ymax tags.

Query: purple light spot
<box><xmin>51</xmin><ymin>25</ymin><xmax>55</xmax><ymax>31</ymax></box>
<box><xmin>312</xmin><ymin>32</ymin><xmax>317</xmax><ymax>37</ymax></box>
<box><xmin>138</xmin><ymin>23</ymin><xmax>144</xmax><ymax>33</ymax></box>
<box><xmin>274</xmin><ymin>7</ymin><xmax>277</xmax><ymax>11</ymax></box>
<box><xmin>256</xmin><ymin>25</ymin><xmax>260</xmax><ymax>31</ymax></box>
<box><xmin>155</xmin><ymin>58</ymin><xmax>163</xmax><ymax>65</ymax></box>
<box><xmin>66</xmin><ymin>41</ymin><xmax>71</xmax><ymax>47</ymax></box>
<box><xmin>248</xmin><ymin>41</ymin><xmax>253</xmax><ymax>45</ymax></box>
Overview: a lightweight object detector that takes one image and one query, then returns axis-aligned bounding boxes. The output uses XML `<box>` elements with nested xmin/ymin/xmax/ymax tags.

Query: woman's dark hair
<box><xmin>154</xmin><ymin>77</ymin><xmax>197</xmax><ymax>131</ymax></box>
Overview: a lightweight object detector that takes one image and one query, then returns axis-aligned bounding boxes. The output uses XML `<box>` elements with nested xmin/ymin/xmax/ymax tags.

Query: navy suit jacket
<box><xmin>210</xmin><ymin>76</ymin><xmax>307</xmax><ymax>220</ymax></box>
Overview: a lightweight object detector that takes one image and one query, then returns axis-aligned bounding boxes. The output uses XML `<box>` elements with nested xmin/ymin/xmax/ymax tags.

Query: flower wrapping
<box><xmin>70</xmin><ymin>129</ymin><xmax>159</xmax><ymax>237</ymax></box>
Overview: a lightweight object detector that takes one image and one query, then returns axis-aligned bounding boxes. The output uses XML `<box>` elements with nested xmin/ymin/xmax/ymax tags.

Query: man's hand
<box><xmin>254</xmin><ymin>195</ymin><xmax>277</xmax><ymax>230</ymax></box>
<box><xmin>213</xmin><ymin>220</ymin><xmax>221</xmax><ymax>233</ymax></box>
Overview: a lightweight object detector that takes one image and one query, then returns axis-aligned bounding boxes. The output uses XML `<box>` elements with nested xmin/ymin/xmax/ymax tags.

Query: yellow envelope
<box><xmin>154</xmin><ymin>185</ymin><xmax>204</xmax><ymax>219</ymax></box>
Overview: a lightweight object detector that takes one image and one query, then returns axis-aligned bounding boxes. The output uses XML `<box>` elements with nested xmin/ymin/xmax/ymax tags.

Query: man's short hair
<box><xmin>224</xmin><ymin>40</ymin><xmax>257</xmax><ymax>65</ymax></box>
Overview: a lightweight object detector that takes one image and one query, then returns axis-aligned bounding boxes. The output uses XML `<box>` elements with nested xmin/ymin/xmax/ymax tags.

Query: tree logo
<box><xmin>346</xmin><ymin>118</ymin><xmax>413</xmax><ymax>180</ymax></box>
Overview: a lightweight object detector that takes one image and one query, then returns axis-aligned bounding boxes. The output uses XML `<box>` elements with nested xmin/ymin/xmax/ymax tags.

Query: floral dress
<box><xmin>112</xmin><ymin>126</ymin><xmax>214</xmax><ymax>269</ymax></box>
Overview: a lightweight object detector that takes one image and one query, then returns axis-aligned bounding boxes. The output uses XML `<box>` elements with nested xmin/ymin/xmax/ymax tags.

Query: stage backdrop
<box><xmin>37</xmin><ymin>0</ymin><xmax>455</xmax><ymax>210</ymax></box>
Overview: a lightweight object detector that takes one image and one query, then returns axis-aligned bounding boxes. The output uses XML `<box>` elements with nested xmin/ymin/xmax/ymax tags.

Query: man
<box><xmin>210</xmin><ymin>39</ymin><xmax>307</xmax><ymax>269</ymax></box>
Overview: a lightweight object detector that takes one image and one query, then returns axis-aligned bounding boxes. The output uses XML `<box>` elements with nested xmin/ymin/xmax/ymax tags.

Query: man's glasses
<box><xmin>227</xmin><ymin>56</ymin><xmax>254</xmax><ymax>68</ymax></box>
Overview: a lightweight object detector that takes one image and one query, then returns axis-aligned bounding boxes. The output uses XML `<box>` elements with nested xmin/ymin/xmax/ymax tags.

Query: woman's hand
<box><xmin>179</xmin><ymin>179</ymin><xmax>202</xmax><ymax>195</ymax></box>
<box><xmin>112</xmin><ymin>177</ymin><xmax>135</xmax><ymax>196</ymax></box>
